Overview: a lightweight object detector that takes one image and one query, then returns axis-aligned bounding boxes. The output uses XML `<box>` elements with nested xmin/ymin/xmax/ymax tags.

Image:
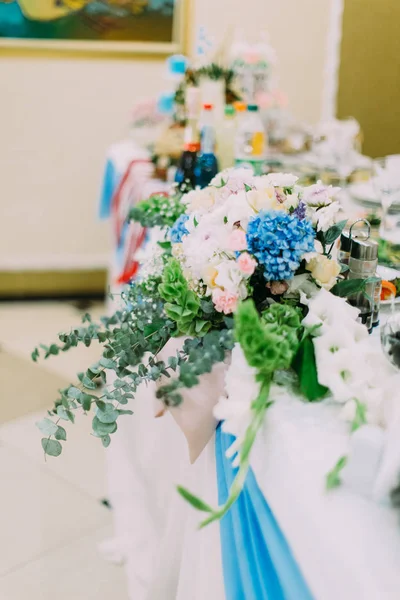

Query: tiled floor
<box><xmin>0</xmin><ymin>300</ymin><xmax>128</xmax><ymax>599</ymax></box>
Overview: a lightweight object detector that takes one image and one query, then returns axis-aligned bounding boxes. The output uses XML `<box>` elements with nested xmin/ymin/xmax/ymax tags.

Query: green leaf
<box><xmin>177</xmin><ymin>486</ymin><xmax>213</xmax><ymax>512</ymax></box>
<box><xmin>31</xmin><ymin>348</ymin><xmax>39</xmax><ymax>362</ymax></box>
<box><xmin>200</xmin><ymin>299</ymin><xmax>215</xmax><ymax>314</ymax></box>
<box><xmin>326</xmin><ymin>455</ymin><xmax>348</xmax><ymax>490</ymax></box>
<box><xmin>96</xmin><ymin>404</ymin><xmax>119</xmax><ymax>424</ymax></box>
<box><xmin>118</xmin><ymin>409</ymin><xmax>133</xmax><ymax>416</ymax></box>
<box><xmin>82</xmin><ymin>376</ymin><xmax>97</xmax><ymax>390</ymax></box>
<box><xmin>292</xmin><ymin>336</ymin><xmax>329</xmax><ymax>401</ymax></box>
<box><xmin>92</xmin><ymin>416</ymin><xmax>118</xmax><ymax>436</ymax></box>
<box><xmin>55</xmin><ymin>426</ymin><xmax>67</xmax><ymax>441</ymax></box>
<box><xmin>67</xmin><ymin>386</ymin><xmax>81</xmax><ymax>399</ymax></box>
<box><xmin>244</xmin><ymin>183</ymin><xmax>252</xmax><ymax>192</ymax></box>
<box><xmin>323</xmin><ymin>220</ymin><xmax>348</xmax><ymax>246</ymax></box>
<box><xmin>157</xmin><ymin>241</ymin><xmax>172</xmax><ymax>250</ymax></box>
<box><xmin>331</xmin><ymin>277</ymin><xmax>380</xmax><ymax>298</ymax></box>
<box><xmin>102</xmin><ymin>435</ymin><xmax>111</xmax><ymax>448</ymax></box>
<box><xmin>99</xmin><ymin>358</ymin><xmax>117</xmax><ymax>369</ymax></box>
<box><xmin>41</xmin><ymin>438</ymin><xmax>62</xmax><ymax>457</ymax></box>
<box><xmin>36</xmin><ymin>418</ymin><xmax>58</xmax><ymax>436</ymax></box>
<box><xmin>168</xmin><ymin>356</ymin><xmax>178</xmax><ymax>371</ymax></box>
<box><xmin>56</xmin><ymin>405</ymin><xmax>75</xmax><ymax>423</ymax></box>
<box><xmin>351</xmin><ymin>399</ymin><xmax>367</xmax><ymax>432</ymax></box>
<box><xmin>96</xmin><ymin>400</ymin><xmax>106</xmax><ymax>411</ymax></box>
<box><xmin>80</xmin><ymin>393</ymin><xmax>93</xmax><ymax>411</ymax></box>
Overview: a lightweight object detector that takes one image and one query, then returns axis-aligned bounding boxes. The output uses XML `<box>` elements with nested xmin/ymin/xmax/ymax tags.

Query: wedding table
<box><xmin>147</xmin><ymin>394</ymin><xmax>400</xmax><ymax>600</ymax></box>
<box><xmin>98</xmin><ymin>147</ymin><xmax>400</xmax><ymax>599</ymax></box>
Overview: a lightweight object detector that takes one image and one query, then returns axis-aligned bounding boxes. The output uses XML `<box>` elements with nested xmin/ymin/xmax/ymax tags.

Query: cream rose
<box><xmin>184</xmin><ymin>188</ymin><xmax>216</xmax><ymax>214</ymax></box>
<box><xmin>306</xmin><ymin>255</ymin><xmax>341</xmax><ymax>290</ymax></box>
<box><xmin>246</xmin><ymin>187</ymin><xmax>280</xmax><ymax>212</ymax></box>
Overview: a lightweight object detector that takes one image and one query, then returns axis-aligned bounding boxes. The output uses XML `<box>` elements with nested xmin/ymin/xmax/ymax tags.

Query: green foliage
<box><xmin>179</xmin><ymin>302</ymin><xmax>305</xmax><ymax>527</ymax></box>
<box><xmin>177</xmin><ymin>486</ymin><xmax>213</xmax><ymax>513</ymax></box>
<box><xmin>317</xmin><ymin>219</ymin><xmax>347</xmax><ymax>252</ymax></box>
<box><xmin>378</xmin><ymin>238</ymin><xmax>400</xmax><ymax>267</ymax></box>
<box><xmin>292</xmin><ymin>335</ymin><xmax>329</xmax><ymax>401</ymax></box>
<box><xmin>235</xmin><ymin>301</ymin><xmax>301</xmax><ymax>375</ymax></box>
<box><xmin>159</xmin><ymin>258</ymin><xmax>211</xmax><ymax>337</ymax></box>
<box><xmin>174</xmin><ymin>64</ymin><xmax>239</xmax><ymax>107</ymax></box>
<box><xmin>129</xmin><ymin>192</ymin><xmax>186</xmax><ymax>228</ymax></box>
<box><xmin>331</xmin><ymin>276</ymin><xmax>380</xmax><ymax>298</ymax></box>
<box><xmin>156</xmin><ymin>330</ymin><xmax>234</xmax><ymax>407</ymax></box>
<box><xmin>41</xmin><ymin>438</ymin><xmax>62</xmax><ymax>457</ymax></box>
<box><xmin>351</xmin><ymin>399</ymin><xmax>367</xmax><ymax>432</ymax></box>
<box><xmin>326</xmin><ymin>455</ymin><xmax>348</xmax><ymax>490</ymax></box>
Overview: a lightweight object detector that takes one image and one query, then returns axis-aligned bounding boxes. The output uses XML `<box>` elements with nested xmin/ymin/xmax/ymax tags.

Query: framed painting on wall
<box><xmin>0</xmin><ymin>0</ymin><xmax>189</xmax><ymax>57</ymax></box>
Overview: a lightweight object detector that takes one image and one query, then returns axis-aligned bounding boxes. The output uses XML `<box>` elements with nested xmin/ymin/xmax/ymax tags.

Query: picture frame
<box><xmin>0</xmin><ymin>0</ymin><xmax>191</xmax><ymax>59</ymax></box>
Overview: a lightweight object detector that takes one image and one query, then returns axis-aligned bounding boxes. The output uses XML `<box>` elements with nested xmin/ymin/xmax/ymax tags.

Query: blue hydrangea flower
<box><xmin>170</xmin><ymin>214</ymin><xmax>189</xmax><ymax>243</ymax></box>
<box><xmin>246</xmin><ymin>210</ymin><xmax>315</xmax><ymax>281</ymax></box>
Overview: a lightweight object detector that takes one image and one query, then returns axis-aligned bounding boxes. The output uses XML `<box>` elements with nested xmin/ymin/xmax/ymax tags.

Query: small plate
<box><xmin>377</xmin><ymin>265</ymin><xmax>400</xmax><ymax>305</ymax></box>
<box><xmin>349</xmin><ymin>181</ymin><xmax>400</xmax><ymax>208</ymax></box>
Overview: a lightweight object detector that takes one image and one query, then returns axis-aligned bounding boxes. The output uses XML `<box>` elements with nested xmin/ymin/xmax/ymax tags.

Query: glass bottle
<box><xmin>216</xmin><ymin>105</ymin><xmax>236</xmax><ymax>171</ymax></box>
<box><xmin>197</xmin><ymin>103</ymin><xmax>219</xmax><ymax>188</ymax></box>
<box><xmin>348</xmin><ymin>239</ymin><xmax>380</xmax><ymax>333</ymax></box>
<box><xmin>175</xmin><ymin>142</ymin><xmax>200</xmax><ymax>190</ymax></box>
<box><xmin>234</xmin><ymin>104</ymin><xmax>267</xmax><ymax>175</ymax></box>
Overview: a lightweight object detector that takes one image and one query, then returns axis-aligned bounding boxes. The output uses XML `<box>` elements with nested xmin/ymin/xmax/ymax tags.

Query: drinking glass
<box><xmin>373</xmin><ymin>156</ymin><xmax>400</xmax><ymax>238</ymax></box>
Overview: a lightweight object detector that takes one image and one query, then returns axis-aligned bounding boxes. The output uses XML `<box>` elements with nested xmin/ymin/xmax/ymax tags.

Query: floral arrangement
<box><xmin>34</xmin><ymin>168</ymin><xmax>384</xmax><ymax>523</ymax></box>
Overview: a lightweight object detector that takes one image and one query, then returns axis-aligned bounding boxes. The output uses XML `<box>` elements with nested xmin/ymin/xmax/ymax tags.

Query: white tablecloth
<box><xmin>100</xmin><ymin>150</ymin><xmax>400</xmax><ymax>598</ymax></box>
<box><xmin>144</xmin><ymin>392</ymin><xmax>400</xmax><ymax>600</ymax></box>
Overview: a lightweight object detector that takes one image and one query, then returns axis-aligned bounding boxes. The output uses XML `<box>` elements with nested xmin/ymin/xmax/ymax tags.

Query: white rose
<box><xmin>246</xmin><ymin>187</ymin><xmax>280</xmax><ymax>212</ymax></box>
<box><xmin>226</xmin><ymin>190</ymin><xmax>257</xmax><ymax>229</ymax></box>
<box><xmin>262</xmin><ymin>173</ymin><xmax>298</xmax><ymax>188</ymax></box>
<box><xmin>306</xmin><ymin>254</ymin><xmax>341</xmax><ymax>290</ymax></box>
<box><xmin>184</xmin><ymin>188</ymin><xmax>216</xmax><ymax>214</ymax></box>
<box><xmin>213</xmin><ymin>260</ymin><xmax>248</xmax><ymax>298</ymax></box>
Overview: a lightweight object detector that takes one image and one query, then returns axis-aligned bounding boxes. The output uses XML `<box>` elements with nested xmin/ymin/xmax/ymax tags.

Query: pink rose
<box><xmin>237</xmin><ymin>252</ymin><xmax>257</xmax><ymax>276</ymax></box>
<box><xmin>228</xmin><ymin>229</ymin><xmax>247</xmax><ymax>251</ymax></box>
<box><xmin>212</xmin><ymin>289</ymin><xmax>239</xmax><ymax>315</ymax></box>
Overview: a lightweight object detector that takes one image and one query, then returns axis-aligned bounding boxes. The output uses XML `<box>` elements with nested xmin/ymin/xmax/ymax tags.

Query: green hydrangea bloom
<box><xmin>159</xmin><ymin>258</ymin><xmax>211</xmax><ymax>337</ymax></box>
<box><xmin>234</xmin><ymin>300</ymin><xmax>301</xmax><ymax>375</ymax></box>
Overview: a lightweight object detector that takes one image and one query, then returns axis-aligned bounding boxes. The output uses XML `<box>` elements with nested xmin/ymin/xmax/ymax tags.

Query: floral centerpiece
<box><xmin>34</xmin><ymin>169</ymin><xmax>385</xmax><ymax>524</ymax></box>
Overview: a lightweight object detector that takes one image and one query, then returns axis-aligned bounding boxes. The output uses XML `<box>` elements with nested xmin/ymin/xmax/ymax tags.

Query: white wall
<box><xmin>0</xmin><ymin>0</ymin><xmax>331</xmax><ymax>270</ymax></box>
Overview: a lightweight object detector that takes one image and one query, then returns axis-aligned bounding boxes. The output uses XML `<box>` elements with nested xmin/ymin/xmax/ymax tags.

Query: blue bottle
<box><xmin>197</xmin><ymin>103</ymin><xmax>219</xmax><ymax>188</ymax></box>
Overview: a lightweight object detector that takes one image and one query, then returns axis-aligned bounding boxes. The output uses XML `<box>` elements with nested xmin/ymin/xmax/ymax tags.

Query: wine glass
<box><xmin>381</xmin><ymin>310</ymin><xmax>400</xmax><ymax>370</ymax></box>
<box><xmin>331</xmin><ymin>120</ymin><xmax>359</xmax><ymax>186</ymax></box>
<box><xmin>373</xmin><ymin>156</ymin><xmax>400</xmax><ymax>239</ymax></box>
